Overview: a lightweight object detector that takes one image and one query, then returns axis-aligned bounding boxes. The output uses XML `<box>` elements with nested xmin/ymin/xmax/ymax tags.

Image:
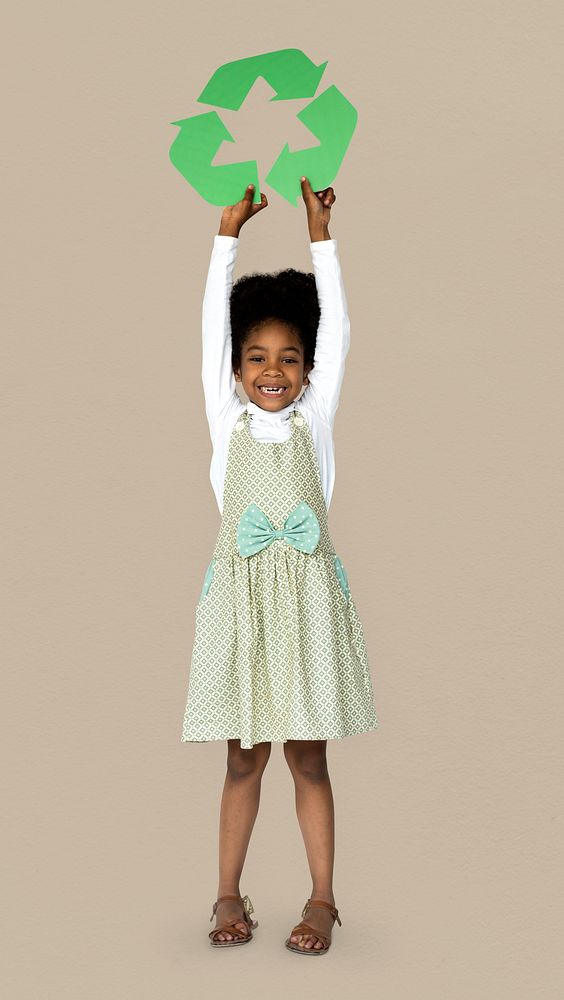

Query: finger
<box><xmin>244</xmin><ymin>183</ymin><xmax>255</xmax><ymax>202</ymax></box>
<box><xmin>314</xmin><ymin>187</ymin><xmax>332</xmax><ymax>203</ymax></box>
<box><xmin>252</xmin><ymin>193</ymin><xmax>268</xmax><ymax>213</ymax></box>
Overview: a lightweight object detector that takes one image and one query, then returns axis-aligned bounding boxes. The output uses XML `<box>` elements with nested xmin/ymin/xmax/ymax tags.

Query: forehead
<box><xmin>243</xmin><ymin>320</ymin><xmax>303</xmax><ymax>352</ymax></box>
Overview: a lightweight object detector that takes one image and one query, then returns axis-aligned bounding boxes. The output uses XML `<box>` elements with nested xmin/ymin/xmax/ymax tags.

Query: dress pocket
<box><xmin>198</xmin><ymin>558</ymin><xmax>216</xmax><ymax>603</ymax></box>
<box><xmin>333</xmin><ymin>554</ymin><xmax>350</xmax><ymax>601</ymax></box>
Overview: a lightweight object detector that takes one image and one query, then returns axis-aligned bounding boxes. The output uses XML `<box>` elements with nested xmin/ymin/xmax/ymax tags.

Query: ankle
<box><xmin>310</xmin><ymin>888</ymin><xmax>335</xmax><ymax>905</ymax></box>
<box><xmin>217</xmin><ymin>887</ymin><xmax>242</xmax><ymax>901</ymax></box>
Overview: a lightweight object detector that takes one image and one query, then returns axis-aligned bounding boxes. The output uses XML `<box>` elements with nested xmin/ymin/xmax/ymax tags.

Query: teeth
<box><xmin>259</xmin><ymin>386</ymin><xmax>285</xmax><ymax>393</ymax></box>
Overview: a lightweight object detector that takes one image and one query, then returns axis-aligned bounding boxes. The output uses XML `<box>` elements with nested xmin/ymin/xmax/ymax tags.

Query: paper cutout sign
<box><xmin>169</xmin><ymin>48</ymin><xmax>357</xmax><ymax>207</ymax></box>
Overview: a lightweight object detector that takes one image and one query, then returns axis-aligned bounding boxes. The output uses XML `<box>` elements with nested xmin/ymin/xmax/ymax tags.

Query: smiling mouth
<box><xmin>258</xmin><ymin>385</ymin><xmax>288</xmax><ymax>395</ymax></box>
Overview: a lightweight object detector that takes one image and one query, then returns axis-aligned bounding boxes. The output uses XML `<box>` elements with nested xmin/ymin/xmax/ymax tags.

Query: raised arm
<box><xmin>305</xmin><ymin>237</ymin><xmax>351</xmax><ymax>426</ymax></box>
<box><xmin>200</xmin><ymin>234</ymin><xmax>240</xmax><ymax>443</ymax></box>
<box><xmin>297</xmin><ymin>176</ymin><xmax>349</xmax><ymax>426</ymax></box>
<box><xmin>201</xmin><ymin>184</ymin><xmax>269</xmax><ymax>443</ymax></box>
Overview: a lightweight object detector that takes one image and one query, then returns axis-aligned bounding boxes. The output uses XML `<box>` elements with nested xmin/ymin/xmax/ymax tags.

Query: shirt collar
<box><xmin>246</xmin><ymin>397</ymin><xmax>296</xmax><ymax>424</ymax></box>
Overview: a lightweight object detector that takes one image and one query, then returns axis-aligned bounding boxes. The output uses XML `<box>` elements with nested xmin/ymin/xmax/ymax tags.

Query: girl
<box><xmin>181</xmin><ymin>177</ymin><xmax>379</xmax><ymax>955</ymax></box>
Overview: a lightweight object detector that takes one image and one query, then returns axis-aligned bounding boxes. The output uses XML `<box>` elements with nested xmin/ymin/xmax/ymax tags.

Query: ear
<box><xmin>303</xmin><ymin>363</ymin><xmax>313</xmax><ymax>386</ymax></box>
<box><xmin>233</xmin><ymin>367</ymin><xmax>241</xmax><ymax>382</ymax></box>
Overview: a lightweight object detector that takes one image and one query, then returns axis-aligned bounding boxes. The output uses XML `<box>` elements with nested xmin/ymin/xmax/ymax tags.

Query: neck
<box><xmin>246</xmin><ymin>397</ymin><xmax>296</xmax><ymax>418</ymax></box>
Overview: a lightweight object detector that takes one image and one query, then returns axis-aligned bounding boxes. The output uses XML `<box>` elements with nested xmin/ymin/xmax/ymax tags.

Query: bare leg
<box><xmin>283</xmin><ymin>740</ymin><xmax>336</xmax><ymax>951</ymax></box>
<box><xmin>212</xmin><ymin>739</ymin><xmax>271</xmax><ymax>941</ymax></box>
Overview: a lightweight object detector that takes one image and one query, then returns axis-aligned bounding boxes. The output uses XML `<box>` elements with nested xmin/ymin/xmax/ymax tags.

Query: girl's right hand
<box><xmin>218</xmin><ymin>184</ymin><xmax>268</xmax><ymax>237</ymax></box>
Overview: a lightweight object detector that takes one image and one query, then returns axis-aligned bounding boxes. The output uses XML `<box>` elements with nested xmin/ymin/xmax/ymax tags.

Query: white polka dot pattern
<box><xmin>236</xmin><ymin>500</ymin><xmax>321</xmax><ymax>556</ymax></box>
<box><xmin>181</xmin><ymin>407</ymin><xmax>379</xmax><ymax>749</ymax></box>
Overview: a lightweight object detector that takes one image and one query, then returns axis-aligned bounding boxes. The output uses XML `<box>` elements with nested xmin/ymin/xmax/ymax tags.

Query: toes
<box><xmin>291</xmin><ymin>931</ymin><xmax>325</xmax><ymax>950</ymax></box>
<box><xmin>297</xmin><ymin>934</ymin><xmax>324</xmax><ymax>950</ymax></box>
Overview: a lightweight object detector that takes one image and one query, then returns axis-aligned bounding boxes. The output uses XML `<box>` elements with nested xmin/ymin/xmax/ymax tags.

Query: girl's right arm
<box><xmin>201</xmin><ymin>234</ymin><xmax>240</xmax><ymax>443</ymax></box>
<box><xmin>201</xmin><ymin>185</ymin><xmax>269</xmax><ymax>443</ymax></box>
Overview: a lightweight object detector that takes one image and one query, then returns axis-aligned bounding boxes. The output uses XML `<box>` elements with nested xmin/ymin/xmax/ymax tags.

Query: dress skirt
<box><xmin>181</xmin><ymin>407</ymin><xmax>379</xmax><ymax>750</ymax></box>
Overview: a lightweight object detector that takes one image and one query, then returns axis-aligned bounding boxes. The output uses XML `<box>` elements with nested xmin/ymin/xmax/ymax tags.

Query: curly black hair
<box><xmin>229</xmin><ymin>268</ymin><xmax>320</xmax><ymax>373</ymax></box>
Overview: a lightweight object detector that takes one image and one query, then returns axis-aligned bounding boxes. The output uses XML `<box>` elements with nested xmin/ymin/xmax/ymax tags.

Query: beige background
<box><xmin>3</xmin><ymin>1</ymin><xmax>563</xmax><ymax>997</ymax></box>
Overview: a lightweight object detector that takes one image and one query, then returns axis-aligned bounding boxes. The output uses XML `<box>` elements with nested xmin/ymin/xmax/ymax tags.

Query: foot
<box><xmin>289</xmin><ymin>897</ymin><xmax>336</xmax><ymax>951</ymax></box>
<box><xmin>212</xmin><ymin>896</ymin><xmax>250</xmax><ymax>942</ymax></box>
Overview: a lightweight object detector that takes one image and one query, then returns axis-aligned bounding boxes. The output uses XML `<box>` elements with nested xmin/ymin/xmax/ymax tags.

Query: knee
<box><xmin>283</xmin><ymin>741</ymin><xmax>328</xmax><ymax>783</ymax></box>
<box><xmin>226</xmin><ymin>740</ymin><xmax>271</xmax><ymax>780</ymax></box>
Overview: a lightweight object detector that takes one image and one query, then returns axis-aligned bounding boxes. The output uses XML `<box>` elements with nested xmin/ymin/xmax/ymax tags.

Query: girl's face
<box><xmin>233</xmin><ymin>321</ymin><xmax>312</xmax><ymax>411</ymax></box>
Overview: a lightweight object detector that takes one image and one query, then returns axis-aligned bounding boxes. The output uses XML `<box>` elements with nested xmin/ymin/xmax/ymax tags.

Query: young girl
<box><xmin>181</xmin><ymin>177</ymin><xmax>379</xmax><ymax>955</ymax></box>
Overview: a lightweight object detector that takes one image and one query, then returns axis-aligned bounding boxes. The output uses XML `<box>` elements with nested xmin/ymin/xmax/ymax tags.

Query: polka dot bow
<box><xmin>236</xmin><ymin>501</ymin><xmax>321</xmax><ymax>557</ymax></box>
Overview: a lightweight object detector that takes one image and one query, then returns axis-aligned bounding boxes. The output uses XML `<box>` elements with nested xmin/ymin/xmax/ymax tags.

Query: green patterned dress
<box><xmin>181</xmin><ymin>406</ymin><xmax>379</xmax><ymax>749</ymax></box>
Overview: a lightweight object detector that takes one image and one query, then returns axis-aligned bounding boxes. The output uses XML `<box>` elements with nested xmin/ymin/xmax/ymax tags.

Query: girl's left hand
<box><xmin>300</xmin><ymin>176</ymin><xmax>336</xmax><ymax>239</ymax></box>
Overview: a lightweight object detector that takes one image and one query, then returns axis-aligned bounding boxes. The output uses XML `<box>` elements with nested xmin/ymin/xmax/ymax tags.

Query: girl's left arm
<box><xmin>200</xmin><ymin>234</ymin><xmax>241</xmax><ymax>444</ymax></box>
<box><xmin>304</xmin><ymin>238</ymin><xmax>351</xmax><ymax>426</ymax></box>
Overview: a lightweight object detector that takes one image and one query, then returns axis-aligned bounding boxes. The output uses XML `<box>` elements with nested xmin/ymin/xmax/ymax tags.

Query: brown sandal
<box><xmin>208</xmin><ymin>893</ymin><xmax>258</xmax><ymax>947</ymax></box>
<box><xmin>285</xmin><ymin>897</ymin><xmax>342</xmax><ymax>955</ymax></box>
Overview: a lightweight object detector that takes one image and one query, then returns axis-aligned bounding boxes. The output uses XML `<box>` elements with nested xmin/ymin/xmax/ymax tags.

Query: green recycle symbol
<box><xmin>169</xmin><ymin>48</ymin><xmax>357</xmax><ymax>207</ymax></box>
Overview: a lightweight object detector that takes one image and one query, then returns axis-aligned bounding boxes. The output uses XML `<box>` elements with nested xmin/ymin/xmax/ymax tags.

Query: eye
<box><xmin>248</xmin><ymin>356</ymin><xmax>298</xmax><ymax>364</ymax></box>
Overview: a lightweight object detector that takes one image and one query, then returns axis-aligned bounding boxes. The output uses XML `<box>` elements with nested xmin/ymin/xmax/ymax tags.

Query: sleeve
<box><xmin>302</xmin><ymin>238</ymin><xmax>351</xmax><ymax>426</ymax></box>
<box><xmin>200</xmin><ymin>234</ymin><xmax>240</xmax><ymax>443</ymax></box>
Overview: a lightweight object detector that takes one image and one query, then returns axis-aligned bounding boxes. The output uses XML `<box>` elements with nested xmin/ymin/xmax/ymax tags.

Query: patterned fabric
<box><xmin>181</xmin><ymin>406</ymin><xmax>379</xmax><ymax>749</ymax></box>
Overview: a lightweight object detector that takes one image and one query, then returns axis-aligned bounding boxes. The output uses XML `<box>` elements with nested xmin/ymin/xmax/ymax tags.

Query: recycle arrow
<box><xmin>169</xmin><ymin>111</ymin><xmax>260</xmax><ymax>208</ymax></box>
<box><xmin>197</xmin><ymin>48</ymin><xmax>328</xmax><ymax>110</ymax></box>
<box><xmin>265</xmin><ymin>85</ymin><xmax>357</xmax><ymax>206</ymax></box>
<box><xmin>169</xmin><ymin>48</ymin><xmax>357</xmax><ymax>207</ymax></box>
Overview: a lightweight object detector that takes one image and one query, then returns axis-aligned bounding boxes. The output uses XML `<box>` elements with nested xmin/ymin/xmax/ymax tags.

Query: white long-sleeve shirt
<box><xmin>201</xmin><ymin>234</ymin><xmax>351</xmax><ymax>514</ymax></box>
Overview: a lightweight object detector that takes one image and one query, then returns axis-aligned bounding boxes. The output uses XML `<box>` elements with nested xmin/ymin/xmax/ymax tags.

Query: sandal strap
<box><xmin>209</xmin><ymin>893</ymin><xmax>255</xmax><ymax>923</ymax></box>
<box><xmin>301</xmin><ymin>897</ymin><xmax>342</xmax><ymax>926</ymax></box>
<box><xmin>209</xmin><ymin>921</ymin><xmax>250</xmax><ymax>942</ymax></box>
<box><xmin>290</xmin><ymin>920</ymin><xmax>330</xmax><ymax>947</ymax></box>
